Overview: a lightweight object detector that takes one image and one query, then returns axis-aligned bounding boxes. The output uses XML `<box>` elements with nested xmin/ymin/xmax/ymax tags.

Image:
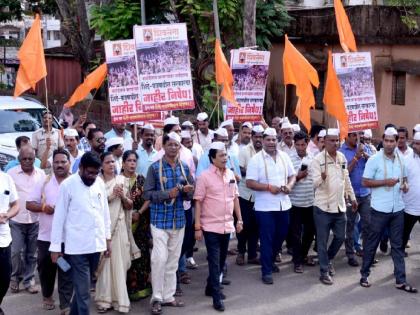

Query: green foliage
<box><xmin>26</xmin><ymin>0</ymin><xmax>58</xmax><ymax>15</ymax></box>
<box><xmin>0</xmin><ymin>0</ymin><xmax>22</xmax><ymax>22</ymax></box>
<box><xmin>90</xmin><ymin>0</ymin><xmax>141</xmax><ymax>40</ymax></box>
<box><xmin>387</xmin><ymin>0</ymin><xmax>420</xmax><ymax>33</ymax></box>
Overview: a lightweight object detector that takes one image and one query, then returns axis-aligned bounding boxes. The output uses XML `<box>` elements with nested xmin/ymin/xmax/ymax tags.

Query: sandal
<box><xmin>42</xmin><ymin>300</ymin><xmax>56</xmax><ymax>311</ymax></box>
<box><xmin>179</xmin><ymin>272</ymin><xmax>191</xmax><ymax>284</ymax></box>
<box><xmin>294</xmin><ymin>264</ymin><xmax>304</xmax><ymax>274</ymax></box>
<box><xmin>360</xmin><ymin>277</ymin><xmax>371</xmax><ymax>288</ymax></box>
<box><xmin>96</xmin><ymin>306</ymin><xmax>108</xmax><ymax>313</ymax></box>
<box><xmin>161</xmin><ymin>299</ymin><xmax>185</xmax><ymax>307</ymax></box>
<box><xmin>174</xmin><ymin>286</ymin><xmax>183</xmax><ymax>297</ymax></box>
<box><xmin>304</xmin><ymin>256</ymin><xmax>316</xmax><ymax>266</ymax></box>
<box><xmin>151</xmin><ymin>301</ymin><xmax>162</xmax><ymax>315</ymax></box>
<box><xmin>9</xmin><ymin>280</ymin><xmax>19</xmax><ymax>293</ymax></box>
<box><xmin>396</xmin><ymin>283</ymin><xmax>418</xmax><ymax>293</ymax></box>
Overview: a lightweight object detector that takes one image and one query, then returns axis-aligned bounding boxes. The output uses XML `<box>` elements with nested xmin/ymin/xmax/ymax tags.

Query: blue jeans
<box><xmin>203</xmin><ymin>232</ymin><xmax>230</xmax><ymax>302</ymax></box>
<box><xmin>10</xmin><ymin>221</ymin><xmax>39</xmax><ymax>288</ymax></box>
<box><xmin>361</xmin><ymin>209</ymin><xmax>406</xmax><ymax>284</ymax></box>
<box><xmin>255</xmin><ymin>210</ymin><xmax>289</xmax><ymax>277</ymax></box>
<box><xmin>313</xmin><ymin>207</ymin><xmax>346</xmax><ymax>275</ymax></box>
<box><xmin>67</xmin><ymin>253</ymin><xmax>100</xmax><ymax>315</ymax></box>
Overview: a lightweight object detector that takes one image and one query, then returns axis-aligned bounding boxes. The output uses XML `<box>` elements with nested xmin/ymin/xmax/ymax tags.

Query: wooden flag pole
<box><xmin>84</xmin><ymin>88</ymin><xmax>100</xmax><ymax>116</ymax></box>
<box><xmin>283</xmin><ymin>85</ymin><xmax>287</xmax><ymax>117</ymax></box>
<box><xmin>44</xmin><ymin>77</ymin><xmax>51</xmax><ymax>134</ymax></box>
<box><xmin>213</xmin><ymin>0</ymin><xmax>221</xmax><ymax>127</ymax></box>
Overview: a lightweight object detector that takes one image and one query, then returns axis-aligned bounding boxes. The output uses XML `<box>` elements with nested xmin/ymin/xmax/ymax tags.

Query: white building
<box><xmin>285</xmin><ymin>0</ymin><xmax>385</xmax><ymax>9</ymax></box>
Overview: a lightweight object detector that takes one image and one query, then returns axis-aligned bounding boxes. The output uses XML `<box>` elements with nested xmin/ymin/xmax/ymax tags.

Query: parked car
<box><xmin>0</xmin><ymin>96</ymin><xmax>60</xmax><ymax>170</ymax></box>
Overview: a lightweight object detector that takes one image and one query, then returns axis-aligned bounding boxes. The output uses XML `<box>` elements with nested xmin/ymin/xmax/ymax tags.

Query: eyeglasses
<box><xmin>95</xmin><ymin>137</ymin><xmax>106</xmax><ymax>143</ymax></box>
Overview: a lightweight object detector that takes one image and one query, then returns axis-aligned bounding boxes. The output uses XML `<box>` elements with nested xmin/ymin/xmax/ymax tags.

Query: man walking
<box><xmin>50</xmin><ymin>152</ymin><xmax>111</xmax><ymax>314</ymax></box>
<box><xmin>360</xmin><ymin>127</ymin><xmax>416</xmax><ymax>293</ymax></box>
<box><xmin>312</xmin><ymin>129</ymin><xmax>357</xmax><ymax>285</ymax></box>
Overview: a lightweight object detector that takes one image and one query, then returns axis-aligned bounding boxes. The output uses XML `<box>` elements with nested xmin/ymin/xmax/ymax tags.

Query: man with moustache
<box><xmin>27</xmin><ymin>149</ymin><xmax>73</xmax><ymax>313</ymax></box>
<box><xmin>246</xmin><ymin>128</ymin><xmax>296</xmax><ymax>285</ymax></box>
<box><xmin>235</xmin><ymin>125</ymin><xmax>264</xmax><ymax>266</ymax></box>
<box><xmin>312</xmin><ymin>129</ymin><xmax>356</xmax><ymax>285</ymax></box>
<box><xmin>50</xmin><ymin>152</ymin><xmax>111</xmax><ymax>315</ymax></box>
<box><xmin>72</xmin><ymin>128</ymin><xmax>106</xmax><ymax>173</ymax></box>
<box><xmin>278</xmin><ymin>118</ymin><xmax>296</xmax><ymax>157</ymax></box>
<box><xmin>360</xmin><ymin>127</ymin><xmax>416</xmax><ymax>292</ymax></box>
<box><xmin>8</xmin><ymin>146</ymin><xmax>46</xmax><ymax>294</ymax></box>
<box><xmin>136</xmin><ymin>124</ymin><xmax>157</xmax><ymax>178</ymax></box>
<box><xmin>105</xmin><ymin>123</ymin><xmax>133</xmax><ymax>151</ymax></box>
<box><xmin>193</xmin><ymin>112</ymin><xmax>213</xmax><ymax>152</ymax></box>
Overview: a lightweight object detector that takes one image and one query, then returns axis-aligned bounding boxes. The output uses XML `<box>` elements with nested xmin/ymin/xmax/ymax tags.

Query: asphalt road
<box><xmin>3</xmin><ymin>225</ymin><xmax>420</xmax><ymax>315</ymax></box>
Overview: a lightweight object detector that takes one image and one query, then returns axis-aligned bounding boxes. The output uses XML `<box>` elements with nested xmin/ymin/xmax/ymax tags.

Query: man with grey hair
<box><xmin>7</xmin><ymin>146</ymin><xmax>46</xmax><ymax>294</ymax></box>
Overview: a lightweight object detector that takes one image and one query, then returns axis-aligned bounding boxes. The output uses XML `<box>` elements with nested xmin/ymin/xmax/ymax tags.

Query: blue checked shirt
<box><xmin>144</xmin><ymin>158</ymin><xmax>194</xmax><ymax>230</ymax></box>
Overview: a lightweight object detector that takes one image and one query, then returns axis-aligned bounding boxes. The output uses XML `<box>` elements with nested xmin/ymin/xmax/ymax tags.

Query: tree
<box><xmin>387</xmin><ymin>0</ymin><xmax>420</xmax><ymax>34</ymax></box>
<box><xmin>0</xmin><ymin>0</ymin><xmax>22</xmax><ymax>22</ymax></box>
<box><xmin>243</xmin><ymin>0</ymin><xmax>257</xmax><ymax>46</ymax></box>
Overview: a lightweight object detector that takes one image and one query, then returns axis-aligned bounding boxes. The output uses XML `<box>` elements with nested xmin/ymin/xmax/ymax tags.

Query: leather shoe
<box><xmin>262</xmin><ymin>275</ymin><xmax>273</xmax><ymax>285</ymax></box>
<box><xmin>221</xmin><ymin>278</ymin><xmax>231</xmax><ymax>285</ymax></box>
<box><xmin>319</xmin><ymin>274</ymin><xmax>333</xmax><ymax>285</ymax></box>
<box><xmin>205</xmin><ymin>288</ymin><xmax>226</xmax><ymax>300</ymax></box>
<box><xmin>213</xmin><ymin>300</ymin><xmax>225</xmax><ymax>312</ymax></box>
<box><xmin>272</xmin><ymin>264</ymin><xmax>280</xmax><ymax>273</ymax></box>
<box><xmin>348</xmin><ymin>257</ymin><xmax>359</xmax><ymax>267</ymax></box>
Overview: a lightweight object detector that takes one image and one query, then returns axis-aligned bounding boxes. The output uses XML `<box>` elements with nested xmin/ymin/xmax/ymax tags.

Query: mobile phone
<box><xmin>300</xmin><ymin>164</ymin><xmax>308</xmax><ymax>171</ymax></box>
<box><xmin>57</xmin><ymin>256</ymin><xmax>71</xmax><ymax>272</ymax></box>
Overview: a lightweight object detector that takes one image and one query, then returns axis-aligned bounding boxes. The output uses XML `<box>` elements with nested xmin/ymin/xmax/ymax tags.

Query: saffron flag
<box><xmin>283</xmin><ymin>35</ymin><xmax>319</xmax><ymax>132</ymax></box>
<box><xmin>215</xmin><ymin>39</ymin><xmax>238</xmax><ymax>107</ymax></box>
<box><xmin>323</xmin><ymin>50</ymin><xmax>348</xmax><ymax>140</ymax></box>
<box><xmin>65</xmin><ymin>63</ymin><xmax>108</xmax><ymax>107</ymax></box>
<box><xmin>14</xmin><ymin>14</ymin><xmax>47</xmax><ymax>97</ymax></box>
<box><xmin>334</xmin><ymin>0</ymin><xmax>357</xmax><ymax>52</ymax></box>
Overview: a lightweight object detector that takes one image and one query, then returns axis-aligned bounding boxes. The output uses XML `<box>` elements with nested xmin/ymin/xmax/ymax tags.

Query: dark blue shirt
<box><xmin>339</xmin><ymin>143</ymin><xmax>371</xmax><ymax>197</ymax></box>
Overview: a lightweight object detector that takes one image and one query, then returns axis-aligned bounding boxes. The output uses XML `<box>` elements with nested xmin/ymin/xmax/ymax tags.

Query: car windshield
<box><xmin>0</xmin><ymin>108</ymin><xmax>59</xmax><ymax>133</ymax></box>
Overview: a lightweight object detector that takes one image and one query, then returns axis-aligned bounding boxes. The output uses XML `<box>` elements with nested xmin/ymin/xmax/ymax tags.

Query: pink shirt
<box><xmin>27</xmin><ymin>175</ymin><xmax>61</xmax><ymax>242</ymax></box>
<box><xmin>194</xmin><ymin>164</ymin><xmax>238</xmax><ymax>234</ymax></box>
<box><xmin>7</xmin><ymin>166</ymin><xmax>46</xmax><ymax>224</ymax></box>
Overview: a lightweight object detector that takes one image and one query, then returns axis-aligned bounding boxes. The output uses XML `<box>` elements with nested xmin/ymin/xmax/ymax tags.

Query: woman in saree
<box><xmin>122</xmin><ymin>150</ymin><xmax>153</xmax><ymax>300</ymax></box>
<box><xmin>95</xmin><ymin>152</ymin><xmax>140</xmax><ymax>313</ymax></box>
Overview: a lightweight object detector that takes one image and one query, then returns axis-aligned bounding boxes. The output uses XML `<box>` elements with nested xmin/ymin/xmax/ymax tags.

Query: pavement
<box><xmin>3</xmin><ymin>225</ymin><xmax>420</xmax><ymax>315</ymax></box>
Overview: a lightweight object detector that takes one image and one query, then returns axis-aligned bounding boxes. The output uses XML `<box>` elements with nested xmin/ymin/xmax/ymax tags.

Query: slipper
<box><xmin>161</xmin><ymin>300</ymin><xmax>185</xmax><ymax>307</ymax></box>
<box><xmin>96</xmin><ymin>306</ymin><xmax>108</xmax><ymax>313</ymax></box>
<box><xmin>304</xmin><ymin>256</ymin><xmax>316</xmax><ymax>267</ymax></box>
<box><xmin>360</xmin><ymin>277</ymin><xmax>371</xmax><ymax>288</ymax></box>
<box><xmin>151</xmin><ymin>301</ymin><xmax>162</xmax><ymax>315</ymax></box>
<box><xmin>396</xmin><ymin>283</ymin><xmax>418</xmax><ymax>293</ymax></box>
<box><xmin>174</xmin><ymin>286</ymin><xmax>183</xmax><ymax>297</ymax></box>
<box><xmin>9</xmin><ymin>281</ymin><xmax>19</xmax><ymax>293</ymax></box>
<box><xmin>42</xmin><ymin>301</ymin><xmax>56</xmax><ymax>311</ymax></box>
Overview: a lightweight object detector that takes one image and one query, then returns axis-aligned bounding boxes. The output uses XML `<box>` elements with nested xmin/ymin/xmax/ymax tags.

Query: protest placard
<box><xmin>225</xmin><ymin>49</ymin><xmax>270</xmax><ymax>122</ymax></box>
<box><xmin>105</xmin><ymin>39</ymin><xmax>160</xmax><ymax>124</ymax></box>
<box><xmin>333</xmin><ymin>52</ymin><xmax>379</xmax><ymax>132</ymax></box>
<box><xmin>133</xmin><ymin>23</ymin><xmax>195</xmax><ymax>112</ymax></box>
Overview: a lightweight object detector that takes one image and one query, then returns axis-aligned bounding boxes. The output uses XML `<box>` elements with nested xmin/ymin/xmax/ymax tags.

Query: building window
<box><xmin>47</xmin><ymin>31</ymin><xmax>51</xmax><ymax>40</ymax></box>
<box><xmin>53</xmin><ymin>31</ymin><xmax>60</xmax><ymax>40</ymax></box>
<box><xmin>392</xmin><ymin>71</ymin><xmax>406</xmax><ymax>105</ymax></box>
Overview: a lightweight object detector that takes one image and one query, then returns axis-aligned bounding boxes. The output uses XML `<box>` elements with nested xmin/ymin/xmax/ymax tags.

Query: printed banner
<box><xmin>333</xmin><ymin>52</ymin><xmax>379</xmax><ymax>132</ymax></box>
<box><xmin>225</xmin><ymin>49</ymin><xmax>270</xmax><ymax>122</ymax></box>
<box><xmin>105</xmin><ymin>39</ymin><xmax>160</xmax><ymax>124</ymax></box>
<box><xmin>133</xmin><ymin>23</ymin><xmax>195</xmax><ymax>112</ymax></box>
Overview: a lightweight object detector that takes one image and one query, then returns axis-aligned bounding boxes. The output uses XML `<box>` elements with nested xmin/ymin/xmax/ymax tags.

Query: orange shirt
<box><xmin>194</xmin><ymin>164</ymin><xmax>238</xmax><ymax>234</ymax></box>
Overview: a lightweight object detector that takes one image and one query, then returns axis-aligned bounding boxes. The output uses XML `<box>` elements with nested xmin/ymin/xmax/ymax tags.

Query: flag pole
<box><xmin>84</xmin><ymin>88</ymin><xmax>100</xmax><ymax>115</ymax></box>
<box><xmin>283</xmin><ymin>85</ymin><xmax>287</xmax><ymax>117</ymax></box>
<box><xmin>44</xmin><ymin>77</ymin><xmax>51</xmax><ymax>134</ymax></box>
<box><xmin>213</xmin><ymin>0</ymin><xmax>221</xmax><ymax>127</ymax></box>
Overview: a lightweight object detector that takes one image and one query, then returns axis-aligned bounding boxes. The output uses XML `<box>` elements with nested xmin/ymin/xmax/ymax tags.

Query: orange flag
<box><xmin>65</xmin><ymin>63</ymin><xmax>108</xmax><ymax>107</ymax></box>
<box><xmin>283</xmin><ymin>35</ymin><xmax>319</xmax><ymax>132</ymax></box>
<box><xmin>334</xmin><ymin>0</ymin><xmax>357</xmax><ymax>52</ymax></box>
<box><xmin>214</xmin><ymin>39</ymin><xmax>238</xmax><ymax>107</ymax></box>
<box><xmin>14</xmin><ymin>14</ymin><xmax>47</xmax><ymax>98</ymax></box>
<box><xmin>323</xmin><ymin>50</ymin><xmax>348</xmax><ymax>140</ymax></box>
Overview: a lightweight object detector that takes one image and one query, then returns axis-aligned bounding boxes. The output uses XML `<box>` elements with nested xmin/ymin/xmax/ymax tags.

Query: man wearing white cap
<box><xmin>362</xmin><ymin>129</ymin><xmax>377</xmax><ymax>155</ymax></box>
<box><xmin>194</xmin><ymin>141</ymin><xmax>243</xmax><ymax>312</ymax></box>
<box><xmin>413</xmin><ymin>124</ymin><xmax>420</xmax><ymax>138</ymax></box>
<box><xmin>278</xmin><ymin>118</ymin><xmax>296</xmax><ymax>157</ymax></box>
<box><xmin>308</xmin><ymin>125</ymin><xmax>326</xmax><ymax>156</ymax></box>
<box><xmin>220</xmin><ymin>119</ymin><xmax>239</xmax><ymax>157</ymax></box>
<box><xmin>144</xmin><ymin>132</ymin><xmax>195</xmax><ymax>313</ymax></box>
<box><xmin>105</xmin><ymin>137</ymin><xmax>124</xmax><ymax>174</ymax></box>
<box><xmin>193</xmin><ymin>113</ymin><xmax>213</xmax><ymax>152</ymax></box>
<box><xmin>359</xmin><ymin>127</ymin><xmax>415</xmax><ymax>292</ymax></box>
<box><xmin>246</xmin><ymin>127</ymin><xmax>296</xmax><ymax>285</ymax></box>
<box><xmin>104</xmin><ymin>123</ymin><xmax>133</xmax><ymax>152</ymax></box>
<box><xmin>135</xmin><ymin>124</ymin><xmax>157</xmax><ymax>178</ymax></box>
<box><xmin>233</xmin><ymin>122</ymin><xmax>252</xmax><ymax>149</ymax></box>
<box><xmin>312</xmin><ymin>128</ymin><xmax>356</xmax><ymax>285</ymax></box>
<box><xmin>271</xmin><ymin>117</ymin><xmax>282</xmax><ymax>138</ymax></box>
<box><xmin>402</xmin><ymin>132</ymin><xmax>420</xmax><ymax>255</ymax></box>
<box><xmin>182</xmin><ymin>121</ymin><xmax>203</xmax><ymax>161</ymax></box>
<box><xmin>235</xmin><ymin>125</ymin><xmax>264</xmax><ymax>266</ymax></box>
<box><xmin>196</xmin><ymin>128</ymin><xmax>241</xmax><ymax>179</ymax></box>
<box><xmin>317</xmin><ymin>129</ymin><xmax>326</xmax><ymax>152</ymax></box>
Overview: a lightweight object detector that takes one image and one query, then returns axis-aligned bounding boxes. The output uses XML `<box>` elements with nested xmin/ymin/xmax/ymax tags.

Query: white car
<box><xmin>0</xmin><ymin>96</ymin><xmax>60</xmax><ymax>170</ymax></box>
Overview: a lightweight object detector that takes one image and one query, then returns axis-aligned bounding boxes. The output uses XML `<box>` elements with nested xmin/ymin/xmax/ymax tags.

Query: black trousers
<box><xmin>37</xmin><ymin>241</ymin><xmax>73</xmax><ymax>310</ymax></box>
<box><xmin>0</xmin><ymin>245</ymin><xmax>11</xmax><ymax>306</ymax></box>
<box><xmin>290</xmin><ymin>206</ymin><xmax>315</xmax><ymax>265</ymax></box>
<box><xmin>237</xmin><ymin>197</ymin><xmax>258</xmax><ymax>259</ymax></box>
<box><xmin>403</xmin><ymin>212</ymin><xmax>420</xmax><ymax>248</ymax></box>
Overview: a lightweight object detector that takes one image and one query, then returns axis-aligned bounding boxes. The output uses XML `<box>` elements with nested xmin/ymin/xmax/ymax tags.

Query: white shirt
<box><xmin>238</xmin><ymin>143</ymin><xmax>257</xmax><ymax>201</ymax></box>
<box><xmin>403</xmin><ymin>152</ymin><xmax>420</xmax><ymax>216</ymax></box>
<box><xmin>246</xmin><ymin>149</ymin><xmax>296</xmax><ymax>211</ymax></box>
<box><xmin>278</xmin><ymin>141</ymin><xmax>297</xmax><ymax>158</ymax></box>
<box><xmin>0</xmin><ymin>172</ymin><xmax>18</xmax><ymax>247</ymax></box>
<box><xmin>193</xmin><ymin>129</ymin><xmax>214</xmax><ymax>152</ymax></box>
<box><xmin>192</xmin><ymin>143</ymin><xmax>204</xmax><ymax>161</ymax></box>
<box><xmin>396</xmin><ymin>146</ymin><xmax>413</xmax><ymax>157</ymax></box>
<box><xmin>228</xmin><ymin>142</ymin><xmax>240</xmax><ymax>158</ymax></box>
<box><xmin>49</xmin><ymin>174</ymin><xmax>111</xmax><ymax>254</ymax></box>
